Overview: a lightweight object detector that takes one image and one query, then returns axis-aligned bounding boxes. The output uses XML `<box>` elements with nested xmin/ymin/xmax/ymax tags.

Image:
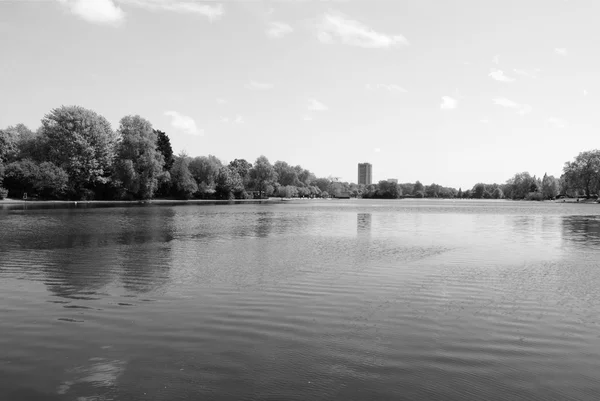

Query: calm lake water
<box><xmin>1</xmin><ymin>199</ymin><xmax>600</xmax><ymax>401</ymax></box>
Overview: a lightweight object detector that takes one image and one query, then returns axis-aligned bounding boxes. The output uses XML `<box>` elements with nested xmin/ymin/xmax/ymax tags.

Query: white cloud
<box><xmin>266</xmin><ymin>21</ymin><xmax>293</xmax><ymax>38</ymax></box>
<box><xmin>554</xmin><ymin>48</ymin><xmax>567</xmax><ymax>56</ymax></box>
<box><xmin>57</xmin><ymin>0</ymin><xmax>125</xmax><ymax>25</ymax></box>
<box><xmin>366</xmin><ymin>84</ymin><xmax>408</xmax><ymax>93</ymax></box>
<box><xmin>583</xmin><ymin>89</ymin><xmax>588</xmax><ymax>96</ymax></box>
<box><xmin>492</xmin><ymin>54</ymin><xmax>500</xmax><ymax>65</ymax></box>
<box><xmin>164</xmin><ymin>111</ymin><xmax>201</xmax><ymax>136</ymax></box>
<box><xmin>308</xmin><ymin>98</ymin><xmax>328</xmax><ymax>111</ymax></box>
<box><xmin>548</xmin><ymin>117</ymin><xmax>568</xmax><ymax>128</ymax></box>
<box><xmin>317</xmin><ymin>11</ymin><xmax>408</xmax><ymax>49</ymax></box>
<box><xmin>493</xmin><ymin>97</ymin><xmax>532</xmax><ymax>115</ymax></box>
<box><xmin>245</xmin><ymin>81</ymin><xmax>274</xmax><ymax>90</ymax></box>
<box><xmin>122</xmin><ymin>0</ymin><xmax>223</xmax><ymax>21</ymax></box>
<box><xmin>216</xmin><ymin>98</ymin><xmax>227</xmax><ymax>105</ymax></box>
<box><xmin>489</xmin><ymin>69</ymin><xmax>515</xmax><ymax>82</ymax></box>
<box><xmin>374</xmin><ymin>148</ymin><xmax>381</xmax><ymax>153</ymax></box>
<box><xmin>440</xmin><ymin>96</ymin><xmax>457</xmax><ymax>110</ymax></box>
<box><xmin>480</xmin><ymin>118</ymin><xmax>490</xmax><ymax>124</ymax></box>
<box><xmin>234</xmin><ymin>115</ymin><xmax>244</xmax><ymax>124</ymax></box>
<box><xmin>513</xmin><ymin>68</ymin><xmax>540</xmax><ymax>79</ymax></box>
<box><xmin>58</xmin><ymin>0</ymin><xmax>223</xmax><ymax>24</ymax></box>
<box><xmin>220</xmin><ymin>117</ymin><xmax>230</xmax><ymax>123</ymax></box>
<box><xmin>303</xmin><ymin>115</ymin><xmax>313</xmax><ymax>121</ymax></box>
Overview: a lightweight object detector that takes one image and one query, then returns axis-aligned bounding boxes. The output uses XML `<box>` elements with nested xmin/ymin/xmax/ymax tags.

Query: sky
<box><xmin>0</xmin><ymin>0</ymin><xmax>598</xmax><ymax>189</ymax></box>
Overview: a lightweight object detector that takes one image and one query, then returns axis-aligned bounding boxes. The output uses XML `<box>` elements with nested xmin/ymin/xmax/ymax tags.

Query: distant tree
<box><xmin>228</xmin><ymin>159</ymin><xmax>252</xmax><ymax>187</ymax></box>
<box><xmin>492</xmin><ymin>187</ymin><xmax>504</xmax><ymax>199</ymax></box>
<box><xmin>189</xmin><ymin>155</ymin><xmax>222</xmax><ymax>188</ymax></box>
<box><xmin>277</xmin><ymin>185</ymin><xmax>299</xmax><ymax>198</ymax></box>
<box><xmin>399</xmin><ymin>183</ymin><xmax>414</xmax><ymax>196</ymax></box>
<box><xmin>215</xmin><ymin>166</ymin><xmax>245</xmax><ymax>199</ymax></box>
<box><xmin>113</xmin><ymin>115</ymin><xmax>165</xmax><ymax>200</ymax></box>
<box><xmin>472</xmin><ymin>183</ymin><xmax>486</xmax><ymax>199</ymax></box>
<box><xmin>249</xmin><ymin>156</ymin><xmax>277</xmax><ymax>198</ymax></box>
<box><xmin>35</xmin><ymin>162</ymin><xmax>69</xmax><ymax>199</ymax></box>
<box><xmin>314</xmin><ymin>177</ymin><xmax>331</xmax><ymax>193</ymax></box>
<box><xmin>154</xmin><ymin>129</ymin><xmax>174</xmax><ymax>171</ymax></box>
<box><xmin>425</xmin><ymin>183</ymin><xmax>442</xmax><ymax>198</ymax></box>
<box><xmin>506</xmin><ymin>172</ymin><xmax>539</xmax><ymax>199</ymax></box>
<box><xmin>376</xmin><ymin>180</ymin><xmax>401</xmax><ymax>198</ymax></box>
<box><xmin>562</xmin><ymin>150</ymin><xmax>600</xmax><ymax>198</ymax></box>
<box><xmin>40</xmin><ymin>106</ymin><xmax>117</xmax><ymax>198</ymax></box>
<box><xmin>1</xmin><ymin>159</ymin><xmax>66</xmax><ymax>198</ymax></box>
<box><xmin>541</xmin><ymin>173</ymin><xmax>559</xmax><ymax>199</ymax></box>
<box><xmin>170</xmin><ymin>153</ymin><xmax>198</xmax><ymax>199</ymax></box>
<box><xmin>413</xmin><ymin>181</ymin><xmax>424</xmax><ymax>195</ymax></box>
<box><xmin>0</xmin><ymin>128</ymin><xmax>18</xmax><ymax>163</ymax></box>
<box><xmin>457</xmin><ymin>187</ymin><xmax>462</xmax><ymax>198</ymax></box>
<box><xmin>274</xmin><ymin>161</ymin><xmax>300</xmax><ymax>187</ymax></box>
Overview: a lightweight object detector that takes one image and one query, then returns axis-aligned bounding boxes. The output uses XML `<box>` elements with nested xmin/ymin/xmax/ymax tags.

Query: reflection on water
<box><xmin>1</xmin><ymin>201</ymin><xmax>600</xmax><ymax>400</ymax></box>
<box><xmin>562</xmin><ymin>215</ymin><xmax>600</xmax><ymax>248</ymax></box>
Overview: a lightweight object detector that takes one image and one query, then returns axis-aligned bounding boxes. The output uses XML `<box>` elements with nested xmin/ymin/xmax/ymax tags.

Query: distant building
<box><xmin>388</xmin><ymin>178</ymin><xmax>398</xmax><ymax>184</ymax></box>
<box><xmin>358</xmin><ymin>163</ymin><xmax>372</xmax><ymax>185</ymax></box>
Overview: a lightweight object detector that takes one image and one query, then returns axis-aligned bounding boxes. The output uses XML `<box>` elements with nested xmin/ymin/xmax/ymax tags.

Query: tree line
<box><xmin>1</xmin><ymin>105</ymin><xmax>598</xmax><ymax>201</ymax></box>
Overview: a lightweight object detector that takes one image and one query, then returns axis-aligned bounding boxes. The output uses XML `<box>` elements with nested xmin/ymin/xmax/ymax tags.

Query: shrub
<box><xmin>526</xmin><ymin>192</ymin><xmax>544</xmax><ymax>201</ymax></box>
<box><xmin>0</xmin><ymin>187</ymin><xmax>8</xmax><ymax>199</ymax></box>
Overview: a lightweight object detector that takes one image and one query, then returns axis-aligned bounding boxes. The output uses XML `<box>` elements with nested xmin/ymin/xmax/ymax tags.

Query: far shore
<box><xmin>1</xmin><ymin>197</ymin><xmax>598</xmax><ymax>206</ymax></box>
<box><xmin>0</xmin><ymin>198</ymin><xmax>286</xmax><ymax>206</ymax></box>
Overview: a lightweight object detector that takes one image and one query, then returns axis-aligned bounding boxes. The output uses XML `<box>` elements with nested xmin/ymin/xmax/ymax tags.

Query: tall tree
<box><xmin>114</xmin><ymin>115</ymin><xmax>164</xmax><ymax>200</ymax></box>
<box><xmin>170</xmin><ymin>153</ymin><xmax>198</xmax><ymax>199</ymax></box>
<box><xmin>154</xmin><ymin>129</ymin><xmax>174</xmax><ymax>171</ymax></box>
<box><xmin>189</xmin><ymin>155</ymin><xmax>222</xmax><ymax>188</ymax></box>
<box><xmin>40</xmin><ymin>106</ymin><xmax>116</xmax><ymax>197</ymax></box>
<box><xmin>541</xmin><ymin>173</ymin><xmax>559</xmax><ymax>199</ymax></box>
<box><xmin>413</xmin><ymin>181</ymin><xmax>424</xmax><ymax>196</ymax></box>
<box><xmin>215</xmin><ymin>166</ymin><xmax>245</xmax><ymax>199</ymax></box>
<box><xmin>228</xmin><ymin>159</ymin><xmax>252</xmax><ymax>186</ymax></box>
<box><xmin>249</xmin><ymin>155</ymin><xmax>277</xmax><ymax>198</ymax></box>
<box><xmin>562</xmin><ymin>150</ymin><xmax>600</xmax><ymax>198</ymax></box>
<box><xmin>472</xmin><ymin>183</ymin><xmax>486</xmax><ymax>199</ymax></box>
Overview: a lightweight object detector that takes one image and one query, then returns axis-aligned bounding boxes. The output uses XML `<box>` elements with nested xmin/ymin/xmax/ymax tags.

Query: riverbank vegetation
<box><xmin>1</xmin><ymin>106</ymin><xmax>599</xmax><ymax>201</ymax></box>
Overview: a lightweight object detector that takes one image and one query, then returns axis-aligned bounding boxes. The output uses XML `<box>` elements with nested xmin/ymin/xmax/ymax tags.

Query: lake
<box><xmin>1</xmin><ymin>199</ymin><xmax>600</xmax><ymax>401</ymax></box>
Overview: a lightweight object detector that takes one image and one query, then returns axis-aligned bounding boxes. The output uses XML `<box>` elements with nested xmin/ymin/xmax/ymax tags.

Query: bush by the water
<box><xmin>0</xmin><ymin>187</ymin><xmax>8</xmax><ymax>199</ymax></box>
<box><xmin>526</xmin><ymin>192</ymin><xmax>545</xmax><ymax>201</ymax></box>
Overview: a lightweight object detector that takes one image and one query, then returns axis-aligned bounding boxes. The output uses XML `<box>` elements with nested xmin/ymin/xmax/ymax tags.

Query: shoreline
<box><xmin>0</xmin><ymin>198</ymin><xmax>285</xmax><ymax>207</ymax></box>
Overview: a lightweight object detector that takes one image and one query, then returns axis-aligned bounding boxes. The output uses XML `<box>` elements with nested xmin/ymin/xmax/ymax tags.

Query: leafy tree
<box><xmin>541</xmin><ymin>173</ymin><xmax>559</xmax><ymax>199</ymax></box>
<box><xmin>399</xmin><ymin>183</ymin><xmax>414</xmax><ymax>196</ymax></box>
<box><xmin>562</xmin><ymin>150</ymin><xmax>600</xmax><ymax>198</ymax></box>
<box><xmin>215</xmin><ymin>166</ymin><xmax>245</xmax><ymax>199</ymax></box>
<box><xmin>492</xmin><ymin>187</ymin><xmax>504</xmax><ymax>199</ymax></box>
<box><xmin>0</xmin><ymin>159</ymin><xmax>66</xmax><ymax>198</ymax></box>
<box><xmin>457</xmin><ymin>188</ymin><xmax>462</xmax><ymax>198</ymax></box>
<box><xmin>250</xmin><ymin>155</ymin><xmax>277</xmax><ymax>198</ymax></box>
<box><xmin>274</xmin><ymin>161</ymin><xmax>300</xmax><ymax>187</ymax></box>
<box><xmin>425</xmin><ymin>183</ymin><xmax>442</xmax><ymax>198</ymax></box>
<box><xmin>154</xmin><ymin>129</ymin><xmax>174</xmax><ymax>171</ymax></box>
<box><xmin>113</xmin><ymin>115</ymin><xmax>165</xmax><ymax>200</ymax></box>
<box><xmin>228</xmin><ymin>159</ymin><xmax>252</xmax><ymax>186</ymax></box>
<box><xmin>189</xmin><ymin>155</ymin><xmax>222</xmax><ymax>189</ymax></box>
<box><xmin>35</xmin><ymin>162</ymin><xmax>69</xmax><ymax>199</ymax></box>
<box><xmin>472</xmin><ymin>183</ymin><xmax>486</xmax><ymax>199</ymax></box>
<box><xmin>170</xmin><ymin>153</ymin><xmax>198</xmax><ymax>199</ymax></box>
<box><xmin>0</xmin><ymin>128</ymin><xmax>18</xmax><ymax>163</ymax></box>
<box><xmin>40</xmin><ymin>106</ymin><xmax>116</xmax><ymax>197</ymax></box>
<box><xmin>376</xmin><ymin>180</ymin><xmax>401</xmax><ymax>198</ymax></box>
<box><xmin>413</xmin><ymin>181</ymin><xmax>424</xmax><ymax>195</ymax></box>
<box><xmin>506</xmin><ymin>172</ymin><xmax>539</xmax><ymax>199</ymax></box>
